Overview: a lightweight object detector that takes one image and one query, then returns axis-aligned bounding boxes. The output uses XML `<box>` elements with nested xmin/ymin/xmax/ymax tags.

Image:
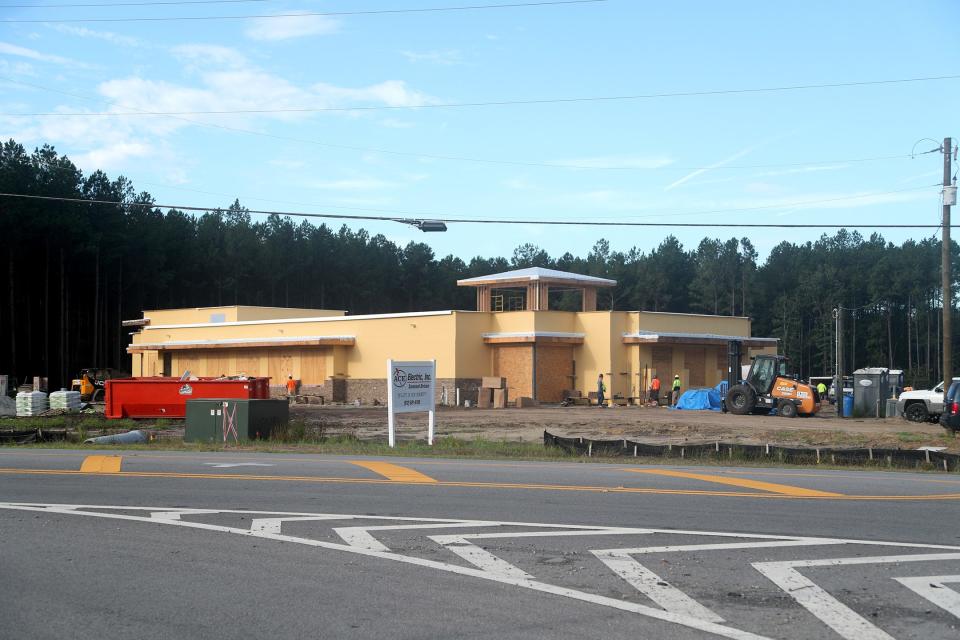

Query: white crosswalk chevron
<box><xmin>1</xmin><ymin>502</ymin><xmax>958</xmax><ymax>640</ymax></box>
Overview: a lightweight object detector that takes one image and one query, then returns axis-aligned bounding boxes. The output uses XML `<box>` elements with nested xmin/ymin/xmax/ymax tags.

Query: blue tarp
<box><xmin>672</xmin><ymin>387</ymin><xmax>722</xmax><ymax>411</ymax></box>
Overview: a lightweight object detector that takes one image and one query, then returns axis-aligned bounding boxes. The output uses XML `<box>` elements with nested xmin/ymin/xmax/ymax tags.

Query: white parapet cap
<box><xmin>481</xmin><ymin>331</ymin><xmax>586</xmax><ymax>339</ymax></box>
<box><xmin>143</xmin><ymin>309</ymin><xmax>454</xmax><ymax>330</ymax></box>
<box><xmin>623</xmin><ymin>331</ymin><xmax>778</xmax><ymax>344</ymax></box>
<box><xmin>132</xmin><ymin>335</ymin><xmax>356</xmax><ymax>349</ymax></box>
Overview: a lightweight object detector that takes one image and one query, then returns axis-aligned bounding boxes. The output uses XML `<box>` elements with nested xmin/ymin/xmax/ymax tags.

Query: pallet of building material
<box><xmin>16</xmin><ymin>391</ymin><xmax>49</xmax><ymax>417</ymax></box>
<box><xmin>482</xmin><ymin>376</ymin><xmax>506</xmax><ymax>389</ymax></box>
<box><xmin>516</xmin><ymin>396</ymin><xmax>538</xmax><ymax>408</ymax></box>
<box><xmin>477</xmin><ymin>388</ymin><xmax>493</xmax><ymax>409</ymax></box>
<box><xmin>49</xmin><ymin>390</ymin><xmax>82</xmax><ymax>412</ymax></box>
<box><xmin>492</xmin><ymin>388</ymin><xmax>508</xmax><ymax>409</ymax></box>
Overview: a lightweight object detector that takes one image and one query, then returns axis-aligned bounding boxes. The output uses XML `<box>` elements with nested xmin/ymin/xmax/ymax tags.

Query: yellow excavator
<box><xmin>70</xmin><ymin>367</ymin><xmax>129</xmax><ymax>402</ymax></box>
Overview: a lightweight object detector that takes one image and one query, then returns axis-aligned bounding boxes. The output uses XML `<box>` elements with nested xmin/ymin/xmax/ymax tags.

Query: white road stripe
<box><xmin>430</xmin><ymin>536</ymin><xmax>533</xmax><ymax>579</ymax></box>
<box><xmin>893</xmin><ymin>575</ymin><xmax>960</xmax><ymax>619</ymax></box>
<box><xmin>6</xmin><ymin>502</ymin><xmax>960</xmax><ymax>640</ymax></box>
<box><xmin>430</xmin><ymin>529</ymin><xmax>651</xmax><ymax>580</ymax></box>
<box><xmin>150</xmin><ymin>509</ymin><xmax>222</xmax><ymax>521</ymax></box>
<box><xmin>593</xmin><ymin>549</ymin><xmax>725</xmax><ymax>623</ymax></box>
<box><xmin>334</xmin><ymin>522</ymin><xmax>497</xmax><ymax>552</ymax></box>
<box><xmin>591</xmin><ymin>539</ymin><xmax>843</xmax><ymax>556</ymax></box>
<box><xmin>0</xmin><ymin>503</ymin><xmax>774</xmax><ymax>640</ymax></box>
<box><xmin>753</xmin><ymin>553</ymin><xmax>960</xmax><ymax>640</ymax></box>
<box><xmin>249</xmin><ymin>516</ymin><xmax>350</xmax><ymax>535</ymax></box>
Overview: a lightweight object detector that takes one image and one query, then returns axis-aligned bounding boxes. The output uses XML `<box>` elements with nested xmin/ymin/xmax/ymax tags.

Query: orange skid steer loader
<box><xmin>725</xmin><ymin>354</ymin><xmax>820</xmax><ymax>418</ymax></box>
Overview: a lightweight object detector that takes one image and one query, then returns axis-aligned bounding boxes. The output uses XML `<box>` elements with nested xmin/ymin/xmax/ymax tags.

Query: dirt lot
<box><xmin>291</xmin><ymin>404</ymin><xmax>960</xmax><ymax>452</ymax></box>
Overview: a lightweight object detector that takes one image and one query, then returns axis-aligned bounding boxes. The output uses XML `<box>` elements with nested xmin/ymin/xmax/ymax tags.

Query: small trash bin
<box><xmin>842</xmin><ymin>394</ymin><xmax>854</xmax><ymax>417</ymax></box>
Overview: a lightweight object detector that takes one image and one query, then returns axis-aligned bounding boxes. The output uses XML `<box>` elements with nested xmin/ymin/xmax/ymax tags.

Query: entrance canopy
<box><xmin>457</xmin><ymin>267</ymin><xmax>616</xmax><ymax>312</ymax></box>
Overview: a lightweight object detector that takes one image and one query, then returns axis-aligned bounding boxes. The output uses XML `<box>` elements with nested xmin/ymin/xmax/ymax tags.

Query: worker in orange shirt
<box><xmin>286</xmin><ymin>375</ymin><xmax>298</xmax><ymax>401</ymax></box>
<box><xmin>649</xmin><ymin>375</ymin><xmax>661</xmax><ymax>405</ymax></box>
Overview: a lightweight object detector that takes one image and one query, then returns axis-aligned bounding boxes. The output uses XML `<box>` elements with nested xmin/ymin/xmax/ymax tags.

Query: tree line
<box><xmin>1</xmin><ymin>140</ymin><xmax>955</xmax><ymax>389</ymax></box>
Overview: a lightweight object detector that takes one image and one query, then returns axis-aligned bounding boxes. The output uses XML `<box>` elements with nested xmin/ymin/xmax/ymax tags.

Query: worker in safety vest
<box><xmin>286</xmin><ymin>375</ymin><xmax>298</xmax><ymax>401</ymax></box>
<box><xmin>650</xmin><ymin>376</ymin><xmax>661</xmax><ymax>405</ymax></box>
<box><xmin>816</xmin><ymin>381</ymin><xmax>827</xmax><ymax>402</ymax></box>
<box><xmin>671</xmin><ymin>375</ymin><xmax>681</xmax><ymax>406</ymax></box>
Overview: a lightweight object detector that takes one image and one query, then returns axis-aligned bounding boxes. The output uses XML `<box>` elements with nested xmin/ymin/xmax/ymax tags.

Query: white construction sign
<box><xmin>387</xmin><ymin>359</ymin><xmax>436</xmax><ymax>447</ymax></box>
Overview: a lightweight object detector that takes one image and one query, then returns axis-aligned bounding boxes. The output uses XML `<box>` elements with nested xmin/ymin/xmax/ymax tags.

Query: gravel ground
<box><xmin>289</xmin><ymin>403</ymin><xmax>959</xmax><ymax>451</ymax></box>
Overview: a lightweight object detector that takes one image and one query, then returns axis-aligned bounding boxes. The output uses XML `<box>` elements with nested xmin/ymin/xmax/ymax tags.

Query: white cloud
<box><xmin>245</xmin><ymin>12</ymin><xmax>339</xmax><ymax>41</ymax></box>
<box><xmin>665</xmin><ymin>143</ymin><xmax>764</xmax><ymax>191</ymax></box>
<box><xmin>0</xmin><ymin>41</ymin><xmax>85</xmax><ymax>67</ymax></box>
<box><xmin>0</xmin><ymin>44</ymin><xmax>437</xmax><ymax>187</ymax></box>
<box><xmin>74</xmin><ymin>141</ymin><xmax>152</xmax><ymax>170</ymax></box>
<box><xmin>48</xmin><ymin>24</ymin><xmax>142</xmax><ymax>47</ymax></box>
<box><xmin>0</xmin><ymin>59</ymin><xmax>36</xmax><ymax>77</ymax></box>
<box><xmin>690</xmin><ymin>163</ymin><xmax>850</xmax><ymax>188</ymax></box>
<box><xmin>311</xmin><ymin>178</ymin><xmax>399</xmax><ymax>191</ymax></box>
<box><xmin>269</xmin><ymin>158</ymin><xmax>306</xmax><ymax>170</ymax></box>
<box><xmin>551</xmin><ymin>154</ymin><xmax>674</xmax><ymax>170</ymax></box>
<box><xmin>503</xmin><ymin>177</ymin><xmax>533</xmax><ymax>190</ymax></box>
<box><xmin>311</xmin><ymin>79</ymin><xmax>434</xmax><ymax>108</ymax></box>
<box><xmin>171</xmin><ymin>44</ymin><xmax>248</xmax><ymax>69</ymax></box>
<box><xmin>379</xmin><ymin>118</ymin><xmax>415</xmax><ymax>129</ymax></box>
<box><xmin>400</xmin><ymin>49</ymin><xmax>461</xmax><ymax>65</ymax></box>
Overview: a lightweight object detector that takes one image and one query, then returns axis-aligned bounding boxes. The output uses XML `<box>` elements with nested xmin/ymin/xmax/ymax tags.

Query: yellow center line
<box><xmin>349</xmin><ymin>460</ymin><xmax>437</xmax><ymax>483</ymax></box>
<box><xmin>79</xmin><ymin>455</ymin><xmax>122</xmax><ymax>474</ymax></box>
<box><xmin>625</xmin><ymin>468</ymin><xmax>843</xmax><ymax>497</ymax></box>
<box><xmin>0</xmin><ymin>467</ymin><xmax>958</xmax><ymax>500</ymax></box>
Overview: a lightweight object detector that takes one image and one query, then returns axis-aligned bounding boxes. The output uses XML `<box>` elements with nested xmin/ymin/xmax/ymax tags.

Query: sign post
<box><xmin>387</xmin><ymin>359</ymin><xmax>436</xmax><ymax>447</ymax></box>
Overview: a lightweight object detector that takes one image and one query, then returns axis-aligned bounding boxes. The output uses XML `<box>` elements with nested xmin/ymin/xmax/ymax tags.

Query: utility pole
<box><xmin>834</xmin><ymin>307</ymin><xmax>843</xmax><ymax>418</ymax></box>
<box><xmin>943</xmin><ymin>137</ymin><xmax>954</xmax><ymax>402</ymax></box>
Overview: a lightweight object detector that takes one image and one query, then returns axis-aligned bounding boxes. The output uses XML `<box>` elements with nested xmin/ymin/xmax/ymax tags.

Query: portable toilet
<box><xmin>888</xmin><ymin>369</ymin><xmax>904</xmax><ymax>397</ymax></box>
<box><xmin>853</xmin><ymin>368</ymin><xmax>890</xmax><ymax>418</ymax></box>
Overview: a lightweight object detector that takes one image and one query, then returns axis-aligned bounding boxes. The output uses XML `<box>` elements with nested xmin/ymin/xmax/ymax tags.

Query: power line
<box><xmin>3</xmin><ymin>0</ymin><xmax>271</xmax><ymax>7</ymax></box>
<box><xmin>0</xmin><ymin>186</ymin><xmax>944</xmax><ymax>228</ymax></box>
<box><xmin>0</xmin><ymin>77</ymin><xmax>940</xmax><ymax>173</ymax></box>
<box><xmin>6</xmin><ymin>75</ymin><xmax>959</xmax><ymax>114</ymax></box>
<box><xmin>21</xmin><ymin>154</ymin><xmax>939</xmax><ymax>222</ymax></box>
<box><xmin>0</xmin><ymin>0</ymin><xmax>605</xmax><ymax>22</ymax></box>
<box><xmin>1</xmin><ymin>0</ymin><xmax>270</xmax><ymax>6</ymax></box>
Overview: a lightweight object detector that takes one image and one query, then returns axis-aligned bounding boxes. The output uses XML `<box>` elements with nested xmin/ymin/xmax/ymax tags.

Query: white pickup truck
<box><xmin>897</xmin><ymin>379</ymin><xmax>960</xmax><ymax>422</ymax></box>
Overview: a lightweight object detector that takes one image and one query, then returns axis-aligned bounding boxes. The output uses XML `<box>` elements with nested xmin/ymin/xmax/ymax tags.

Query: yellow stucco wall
<box><xmin>144</xmin><ymin>305</ymin><xmax>344</xmax><ymax>326</ymax></box>
<box><xmin>634</xmin><ymin>311</ymin><xmax>751</xmax><ymax>336</ymax></box>
<box><xmin>454</xmin><ymin>311</ymin><xmax>495</xmax><ymax>378</ymax></box>
<box><xmin>236</xmin><ymin>306</ymin><xmax>345</xmax><ymax>321</ymax></box>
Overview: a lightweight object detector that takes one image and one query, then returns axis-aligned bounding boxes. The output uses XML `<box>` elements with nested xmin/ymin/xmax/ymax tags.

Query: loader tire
<box><xmin>726</xmin><ymin>384</ymin><xmax>755</xmax><ymax>415</ymax></box>
<box><xmin>778</xmin><ymin>400</ymin><xmax>798</xmax><ymax>418</ymax></box>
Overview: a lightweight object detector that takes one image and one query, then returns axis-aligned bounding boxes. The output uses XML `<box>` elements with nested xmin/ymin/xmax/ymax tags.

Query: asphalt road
<box><xmin>1</xmin><ymin>449</ymin><xmax>959</xmax><ymax>639</ymax></box>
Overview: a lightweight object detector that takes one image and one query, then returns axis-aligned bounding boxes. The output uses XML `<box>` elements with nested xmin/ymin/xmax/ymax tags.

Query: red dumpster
<box><xmin>104</xmin><ymin>377</ymin><xmax>271</xmax><ymax>419</ymax></box>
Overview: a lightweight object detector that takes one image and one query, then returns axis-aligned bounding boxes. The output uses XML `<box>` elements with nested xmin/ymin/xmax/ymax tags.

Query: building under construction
<box><xmin>125</xmin><ymin>267</ymin><xmax>776</xmax><ymax>404</ymax></box>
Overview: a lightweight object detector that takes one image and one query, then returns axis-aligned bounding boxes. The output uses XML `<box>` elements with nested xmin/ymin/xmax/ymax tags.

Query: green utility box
<box><xmin>185</xmin><ymin>399</ymin><xmax>289</xmax><ymax>443</ymax></box>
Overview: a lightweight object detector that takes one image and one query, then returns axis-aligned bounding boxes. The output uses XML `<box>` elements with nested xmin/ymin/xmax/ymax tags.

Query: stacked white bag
<box><xmin>49</xmin><ymin>390</ymin><xmax>81</xmax><ymax>411</ymax></box>
<box><xmin>16</xmin><ymin>391</ymin><xmax>49</xmax><ymax>416</ymax></box>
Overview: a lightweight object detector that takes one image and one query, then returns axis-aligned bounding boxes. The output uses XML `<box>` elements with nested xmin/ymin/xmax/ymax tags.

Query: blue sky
<box><xmin>1</xmin><ymin>0</ymin><xmax>958</xmax><ymax>262</ymax></box>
